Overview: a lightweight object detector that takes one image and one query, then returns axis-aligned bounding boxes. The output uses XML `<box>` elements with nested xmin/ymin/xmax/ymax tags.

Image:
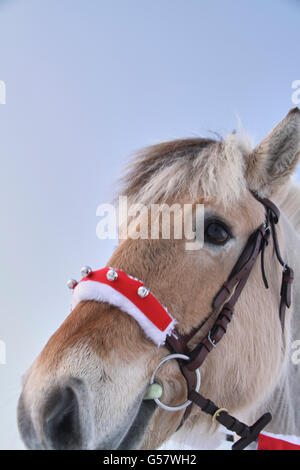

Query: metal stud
<box><xmin>106</xmin><ymin>268</ymin><xmax>118</xmax><ymax>281</ymax></box>
<box><xmin>66</xmin><ymin>279</ymin><xmax>77</xmax><ymax>290</ymax></box>
<box><xmin>137</xmin><ymin>286</ymin><xmax>149</xmax><ymax>298</ymax></box>
<box><xmin>80</xmin><ymin>266</ymin><xmax>92</xmax><ymax>277</ymax></box>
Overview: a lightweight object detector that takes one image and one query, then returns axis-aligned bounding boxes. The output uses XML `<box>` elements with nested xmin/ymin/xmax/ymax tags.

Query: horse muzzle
<box><xmin>17</xmin><ymin>375</ymin><xmax>157</xmax><ymax>450</ymax></box>
<box><xmin>18</xmin><ymin>378</ymin><xmax>90</xmax><ymax>450</ymax></box>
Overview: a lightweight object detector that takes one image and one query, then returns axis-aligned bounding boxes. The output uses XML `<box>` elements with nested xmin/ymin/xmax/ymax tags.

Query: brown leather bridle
<box><xmin>164</xmin><ymin>191</ymin><xmax>294</xmax><ymax>450</ymax></box>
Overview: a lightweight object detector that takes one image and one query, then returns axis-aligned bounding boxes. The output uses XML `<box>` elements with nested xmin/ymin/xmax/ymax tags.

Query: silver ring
<box><xmin>149</xmin><ymin>353</ymin><xmax>201</xmax><ymax>411</ymax></box>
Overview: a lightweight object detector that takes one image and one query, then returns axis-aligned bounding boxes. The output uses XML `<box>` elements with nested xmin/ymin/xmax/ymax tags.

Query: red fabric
<box><xmin>80</xmin><ymin>268</ymin><xmax>172</xmax><ymax>332</ymax></box>
<box><xmin>258</xmin><ymin>434</ymin><xmax>300</xmax><ymax>450</ymax></box>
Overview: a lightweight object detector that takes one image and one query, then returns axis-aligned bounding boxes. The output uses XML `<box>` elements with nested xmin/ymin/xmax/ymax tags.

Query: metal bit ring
<box><xmin>149</xmin><ymin>353</ymin><xmax>201</xmax><ymax>411</ymax></box>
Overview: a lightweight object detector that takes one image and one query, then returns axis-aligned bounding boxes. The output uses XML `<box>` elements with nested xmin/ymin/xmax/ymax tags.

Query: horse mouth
<box><xmin>114</xmin><ymin>399</ymin><xmax>157</xmax><ymax>450</ymax></box>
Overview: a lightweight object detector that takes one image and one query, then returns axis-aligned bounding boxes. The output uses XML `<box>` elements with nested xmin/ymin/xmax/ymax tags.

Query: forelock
<box><xmin>118</xmin><ymin>133</ymin><xmax>254</xmax><ymax>207</ymax></box>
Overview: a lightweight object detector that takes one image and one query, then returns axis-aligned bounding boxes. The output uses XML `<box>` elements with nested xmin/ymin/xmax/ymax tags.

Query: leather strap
<box><xmin>279</xmin><ymin>266</ymin><xmax>294</xmax><ymax>329</ymax></box>
<box><xmin>186</xmin><ymin>226</ymin><xmax>267</xmax><ymax>372</ymax></box>
<box><xmin>187</xmin><ymin>390</ymin><xmax>272</xmax><ymax>450</ymax></box>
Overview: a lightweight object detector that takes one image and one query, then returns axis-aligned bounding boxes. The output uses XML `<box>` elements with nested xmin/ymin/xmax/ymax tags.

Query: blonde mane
<box><xmin>119</xmin><ymin>134</ymin><xmax>253</xmax><ymax>207</ymax></box>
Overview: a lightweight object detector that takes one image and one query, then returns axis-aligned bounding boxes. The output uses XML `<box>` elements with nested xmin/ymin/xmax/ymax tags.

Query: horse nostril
<box><xmin>43</xmin><ymin>386</ymin><xmax>81</xmax><ymax>449</ymax></box>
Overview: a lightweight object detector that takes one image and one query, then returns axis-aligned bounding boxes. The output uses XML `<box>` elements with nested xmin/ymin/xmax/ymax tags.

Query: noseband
<box><xmin>68</xmin><ymin>191</ymin><xmax>294</xmax><ymax>450</ymax></box>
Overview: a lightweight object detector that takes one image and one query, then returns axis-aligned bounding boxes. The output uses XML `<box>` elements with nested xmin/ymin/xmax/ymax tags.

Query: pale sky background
<box><xmin>0</xmin><ymin>0</ymin><xmax>299</xmax><ymax>449</ymax></box>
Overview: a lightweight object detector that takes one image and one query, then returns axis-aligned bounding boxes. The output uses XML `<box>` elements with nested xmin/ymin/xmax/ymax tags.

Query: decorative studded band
<box><xmin>69</xmin><ymin>267</ymin><xmax>176</xmax><ymax>347</ymax></box>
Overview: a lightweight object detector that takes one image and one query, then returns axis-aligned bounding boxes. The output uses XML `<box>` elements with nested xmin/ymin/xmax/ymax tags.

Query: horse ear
<box><xmin>247</xmin><ymin>107</ymin><xmax>300</xmax><ymax>195</ymax></box>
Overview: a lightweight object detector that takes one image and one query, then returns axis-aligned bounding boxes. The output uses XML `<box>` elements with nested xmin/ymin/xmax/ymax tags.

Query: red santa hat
<box><xmin>67</xmin><ymin>267</ymin><xmax>176</xmax><ymax>347</ymax></box>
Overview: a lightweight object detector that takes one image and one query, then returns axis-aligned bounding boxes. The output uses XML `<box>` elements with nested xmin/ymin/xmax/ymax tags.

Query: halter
<box><xmin>67</xmin><ymin>192</ymin><xmax>294</xmax><ymax>451</ymax></box>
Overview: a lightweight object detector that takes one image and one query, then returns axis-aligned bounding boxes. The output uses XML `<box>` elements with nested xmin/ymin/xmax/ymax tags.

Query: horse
<box><xmin>17</xmin><ymin>108</ymin><xmax>300</xmax><ymax>450</ymax></box>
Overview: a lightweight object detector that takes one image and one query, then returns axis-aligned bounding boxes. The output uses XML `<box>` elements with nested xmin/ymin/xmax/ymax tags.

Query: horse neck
<box><xmin>256</xmin><ymin>213</ymin><xmax>300</xmax><ymax>437</ymax></box>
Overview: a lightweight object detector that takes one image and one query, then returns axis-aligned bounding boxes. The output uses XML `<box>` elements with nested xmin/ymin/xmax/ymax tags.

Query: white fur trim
<box><xmin>71</xmin><ymin>281</ymin><xmax>176</xmax><ymax>347</ymax></box>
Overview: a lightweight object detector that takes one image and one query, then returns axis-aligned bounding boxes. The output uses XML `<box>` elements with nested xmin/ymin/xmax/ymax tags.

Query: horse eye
<box><xmin>205</xmin><ymin>222</ymin><xmax>230</xmax><ymax>245</ymax></box>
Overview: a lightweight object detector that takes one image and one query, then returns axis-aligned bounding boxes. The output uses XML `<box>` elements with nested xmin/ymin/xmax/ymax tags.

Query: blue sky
<box><xmin>0</xmin><ymin>0</ymin><xmax>299</xmax><ymax>448</ymax></box>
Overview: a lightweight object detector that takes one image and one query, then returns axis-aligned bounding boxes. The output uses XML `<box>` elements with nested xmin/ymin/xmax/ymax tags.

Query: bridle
<box><xmin>68</xmin><ymin>191</ymin><xmax>294</xmax><ymax>450</ymax></box>
<box><xmin>158</xmin><ymin>191</ymin><xmax>294</xmax><ymax>450</ymax></box>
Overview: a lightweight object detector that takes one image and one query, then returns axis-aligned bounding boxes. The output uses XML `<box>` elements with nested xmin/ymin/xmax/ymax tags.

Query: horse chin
<box><xmin>98</xmin><ymin>400</ymin><xmax>157</xmax><ymax>450</ymax></box>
